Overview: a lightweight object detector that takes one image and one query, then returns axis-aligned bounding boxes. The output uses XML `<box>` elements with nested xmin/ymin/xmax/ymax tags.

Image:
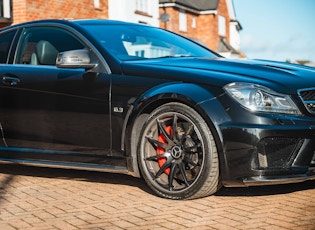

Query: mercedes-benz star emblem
<box><xmin>171</xmin><ymin>146</ymin><xmax>182</xmax><ymax>159</ymax></box>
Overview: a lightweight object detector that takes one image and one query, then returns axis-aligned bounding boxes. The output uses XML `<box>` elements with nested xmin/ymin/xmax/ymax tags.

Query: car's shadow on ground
<box><xmin>0</xmin><ymin>163</ymin><xmax>314</xmax><ymax>199</ymax></box>
<box><xmin>0</xmin><ymin>163</ymin><xmax>154</xmax><ymax>197</ymax></box>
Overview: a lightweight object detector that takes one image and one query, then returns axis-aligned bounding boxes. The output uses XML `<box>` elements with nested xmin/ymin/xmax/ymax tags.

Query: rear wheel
<box><xmin>138</xmin><ymin>102</ymin><xmax>220</xmax><ymax>199</ymax></box>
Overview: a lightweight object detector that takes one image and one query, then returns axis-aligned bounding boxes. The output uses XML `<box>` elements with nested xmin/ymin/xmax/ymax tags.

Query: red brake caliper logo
<box><xmin>156</xmin><ymin>126</ymin><xmax>172</xmax><ymax>175</ymax></box>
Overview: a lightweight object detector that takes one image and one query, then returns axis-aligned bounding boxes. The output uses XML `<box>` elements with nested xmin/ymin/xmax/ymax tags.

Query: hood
<box><xmin>121</xmin><ymin>58</ymin><xmax>315</xmax><ymax>94</ymax></box>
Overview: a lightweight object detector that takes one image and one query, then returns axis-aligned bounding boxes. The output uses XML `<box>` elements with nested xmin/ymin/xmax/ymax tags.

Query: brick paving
<box><xmin>0</xmin><ymin>163</ymin><xmax>314</xmax><ymax>229</ymax></box>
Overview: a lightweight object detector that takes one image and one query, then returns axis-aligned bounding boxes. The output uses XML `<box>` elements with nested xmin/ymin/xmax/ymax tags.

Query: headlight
<box><xmin>224</xmin><ymin>82</ymin><xmax>301</xmax><ymax>115</ymax></box>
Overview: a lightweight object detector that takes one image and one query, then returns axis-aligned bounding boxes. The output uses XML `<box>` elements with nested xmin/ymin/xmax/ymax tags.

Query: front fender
<box><xmin>136</xmin><ymin>82</ymin><xmax>215</xmax><ymax>105</ymax></box>
<box><xmin>124</xmin><ymin>82</ymin><xmax>230</xmax><ymax>176</ymax></box>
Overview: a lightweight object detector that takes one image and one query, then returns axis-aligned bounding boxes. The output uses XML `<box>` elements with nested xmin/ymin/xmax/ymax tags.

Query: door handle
<box><xmin>2</xmin><ymin>76</ymin><xmax>21</xmax><ymax>86</ymax></box>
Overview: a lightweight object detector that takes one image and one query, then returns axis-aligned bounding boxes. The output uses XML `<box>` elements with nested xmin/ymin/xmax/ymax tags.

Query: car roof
<box><xmin>73</xmin><ymin>19</ymin><xmax>141</xmax><ymax>26</ymax></box>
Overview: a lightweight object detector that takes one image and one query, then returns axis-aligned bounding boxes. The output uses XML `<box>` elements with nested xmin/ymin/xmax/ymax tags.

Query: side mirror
<box><xmin>56</xmin><ymin>49</ymin><xmax>96</xmax><ymax>70</ymax></box>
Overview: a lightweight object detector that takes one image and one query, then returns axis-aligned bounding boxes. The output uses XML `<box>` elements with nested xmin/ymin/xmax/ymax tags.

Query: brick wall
<box><xmin>159</xmin><ymin>0</ymin><xmax>231</xmax><ymax>51</ymax></box>
<box><xmin>195</xmin><ymin>14</ymin><xmax>218</xmax><ymax>50</ymax></box>
<box><xmin>12</xmin><ymin>0</ymin><xmax>108</xmax><ymax>25</ymax></box>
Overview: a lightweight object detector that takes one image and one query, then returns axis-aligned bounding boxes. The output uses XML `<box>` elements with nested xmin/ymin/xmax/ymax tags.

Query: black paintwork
<box><xmin>0</xmin><ymin>19</ymin><xmax>314</xmax><ymax>186</ymax></box>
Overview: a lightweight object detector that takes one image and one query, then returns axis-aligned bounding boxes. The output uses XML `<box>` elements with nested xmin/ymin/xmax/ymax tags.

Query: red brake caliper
<box><xmin>156</xmin><ymin>126</ymin><xmax>172</xmax><ymax>175</ymax></box>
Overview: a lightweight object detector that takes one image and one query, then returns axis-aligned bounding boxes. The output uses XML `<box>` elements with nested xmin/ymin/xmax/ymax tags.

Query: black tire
<box><xmin>137</xmin><ymin>102</ymin><xmax>220</xmax><ymax>200</ymax></box>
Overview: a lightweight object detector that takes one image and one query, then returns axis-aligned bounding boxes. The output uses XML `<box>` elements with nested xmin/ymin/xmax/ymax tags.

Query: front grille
<box><xmin>298</xmin><ymin>88</ymin><xmax>315</xmax><ymax>114</ymax></box>
<box><xmin>254</xmin><ymin>137</ymin><xmax>304</xmax><ymax>170</ymax></box>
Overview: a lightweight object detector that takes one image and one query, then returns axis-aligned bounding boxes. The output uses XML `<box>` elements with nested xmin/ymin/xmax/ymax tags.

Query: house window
<box><xmin>94</xmin><ymin>0</ymin><xmax>100</xmax><ymax>9</ymax></box>
<box><xmin>218</xmin><ymin>15</ymin><xmax>226</xmax><ymax>37</ymax></box>
<box><xmin>0</xmin><ymin>0</ymin><xmax>12</xmax><ymax>22</ymax></box>
<box><xmin>179</xmin><ymin>10</ymin><xmax>187</xmax><ymax>32</ymax></box>
<box><xmin>136</xmin><ymin>0</ymin><xmax>149</xmax><ymax>14</ymax></box>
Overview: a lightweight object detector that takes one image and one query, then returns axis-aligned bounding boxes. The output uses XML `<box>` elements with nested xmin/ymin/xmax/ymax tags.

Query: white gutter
<box><xmin>159</xmin><ymin>3</ymin><xmax>217</xmax><ymax>15</ymax></box>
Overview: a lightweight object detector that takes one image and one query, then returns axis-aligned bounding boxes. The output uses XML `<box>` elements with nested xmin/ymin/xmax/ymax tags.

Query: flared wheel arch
<box><xmin>129</xmin><ymin>100</ymin><xmax>222</xmax><ymax>199</ymax></box>
<box><xmin>127</xmin><ymin>97</ymin><xmax>224</xmax><ymax>183</ymax></box>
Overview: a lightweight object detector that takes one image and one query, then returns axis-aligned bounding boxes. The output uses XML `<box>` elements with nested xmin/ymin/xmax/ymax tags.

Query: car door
<box><xmin>0</xmin><ymin>25</ymin><xmax>113</xmax><ymax>165</ymax></box>
<box><xmin>0</xmin><ymin>29</ymin><xmax>18</xmax><ymax>147</ymax></box>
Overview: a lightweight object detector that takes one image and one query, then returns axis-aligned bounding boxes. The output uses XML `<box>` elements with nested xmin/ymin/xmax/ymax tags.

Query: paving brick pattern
<box><xmin>0</xmin><ymin>163</ymin><xmax>314</xmax><ymax>229</ymax></box>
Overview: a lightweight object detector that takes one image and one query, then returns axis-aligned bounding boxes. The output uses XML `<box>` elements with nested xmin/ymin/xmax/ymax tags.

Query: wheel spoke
<box><xmin>189</xmin><ymin>167</ymin><xmax>198</xmax><ymax>178</ymax></box>
<box><xmin>178</xmin><ymin>163</ymin><xmax>190</xmax><ymax>187</ymax></box>
<box><xmin>184</xmin><ymin>157</ymin><xmax>200</xmax><ymax>167</ymax></box>
<box><xmin>172</xmin><ymin>114</ymin><xmax>180</xmax><ymax>143</ymax></box>
<box><xmin>146</xmin><ymin>136</ymin><xmax>166</xmax><ymax>150</ymax></box>
<box><xmin>144</xmin><ymin>151</ymin><xmax>171</xmax><ymax>162</ymax></box>
<box><xmin>177</xmin><ymin>124</ymin><xmax>195</xmax><ymax>147</ymax></box>
<box><xmin>179</xmin><ymin>122</ymin><xmax>194</xmax><ymax>138</ymax></box>
<box><xmin>185</xmin><ymin>123</ymin><xmax>194</xmax><ymax>136</ymax></box>
<box><xmin>184</xmin><ymin>141</ymin><xmax>201</xmax><ymax>153</ymax></box>
<box><xmin>168</xmin><ymin>163</ymin><xmax>177</xmax><ymax>191</ymax></box>
<box><xmin>157</xmin><ymin>119</ymin><xmax>173</xmax><ymax>143</ymax></box>
<box><xmin>155</xmin><ymin>157</ymin><xmax>172</xmax><ymax>178</ymax></box>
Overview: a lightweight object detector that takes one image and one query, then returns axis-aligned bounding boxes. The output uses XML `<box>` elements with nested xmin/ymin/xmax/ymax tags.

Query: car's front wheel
<box><xmin>138</xmin><ymin>102</ymin><xmax>220</xmax><ymax>199</ymax></box>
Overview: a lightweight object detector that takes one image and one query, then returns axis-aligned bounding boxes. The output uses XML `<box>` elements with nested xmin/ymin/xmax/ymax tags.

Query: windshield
<box><xmin>83</xmin><ymin>24</ymin><xmax>219</xmax><ymax>61</ymax></box>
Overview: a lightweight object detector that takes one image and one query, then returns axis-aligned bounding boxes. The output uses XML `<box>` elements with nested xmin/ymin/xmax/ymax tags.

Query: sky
<box><xmin>233</xmin><ymin>0</ymin><xmax>315</xmax><ymax>62</ymax></box>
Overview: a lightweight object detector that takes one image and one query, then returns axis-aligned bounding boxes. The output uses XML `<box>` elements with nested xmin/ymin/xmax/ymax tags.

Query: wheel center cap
<box><xmin>171</xmin><ymin>146</ymin><xmax>182</xmax><ymax>159</ymax></box>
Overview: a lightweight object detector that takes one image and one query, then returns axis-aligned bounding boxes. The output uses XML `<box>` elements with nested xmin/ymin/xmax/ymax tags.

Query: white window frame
<box><xmin>179</xmin><ymin>10</ymin><xmax>187</xmax><ymax>32</ymax></box>
<box><xmin>136</xmin><ymin>0</ymin><xmax>150</xmax><ymax>14</ymax></box>
<box><xmin>94</xmin><ymin>0</ymin><xmax>100</xmax><ymax>9</ymax></box>
<box><xmin>218</xmin><ymin>15</ymin><xmax>226</xmax><ymax>37</ymax></box>
<box><xmin>0</xmin><ymin>0</ymin><xmax>11</xmax><ymax>20</ymax></box>
<box><xmin>191</xmin><ymin>17</ymin><xmax>196</xmax><ymax>29</ymax></box>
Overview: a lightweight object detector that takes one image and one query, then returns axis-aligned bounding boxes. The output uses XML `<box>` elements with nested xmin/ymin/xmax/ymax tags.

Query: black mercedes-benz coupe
<box><xmin>0</xmin><ymin>19</ymin><xmax>314</xmax><ymax>199</ymax></box>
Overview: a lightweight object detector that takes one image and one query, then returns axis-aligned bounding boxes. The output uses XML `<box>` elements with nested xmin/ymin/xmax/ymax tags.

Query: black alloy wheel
<box><xmin>138</xmin><ymin>102</ymin><xmax>220</xmax><ymax>199</ymax></box>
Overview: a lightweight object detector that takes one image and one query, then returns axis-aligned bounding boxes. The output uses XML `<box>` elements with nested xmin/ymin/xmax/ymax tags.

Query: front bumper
<box><xmin>219</xmin><ymin>122</ymin><xmax>315</xmax><ymax>187</ymax></box>
<box><xmin>243</xmin><ymin>171</ymin><xmax>315</xmax><ymax>186</ymax></box>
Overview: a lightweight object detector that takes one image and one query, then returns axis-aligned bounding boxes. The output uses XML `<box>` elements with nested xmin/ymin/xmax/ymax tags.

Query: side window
<box><xmin>0</xmin><ymin>30</ymin><xmax>16</xmax><ymax>63</ymax></box>
<box><xmin>16</xmin><ymin>27</ymin><xmax>86</xmax><ymax>65</ymax></box>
